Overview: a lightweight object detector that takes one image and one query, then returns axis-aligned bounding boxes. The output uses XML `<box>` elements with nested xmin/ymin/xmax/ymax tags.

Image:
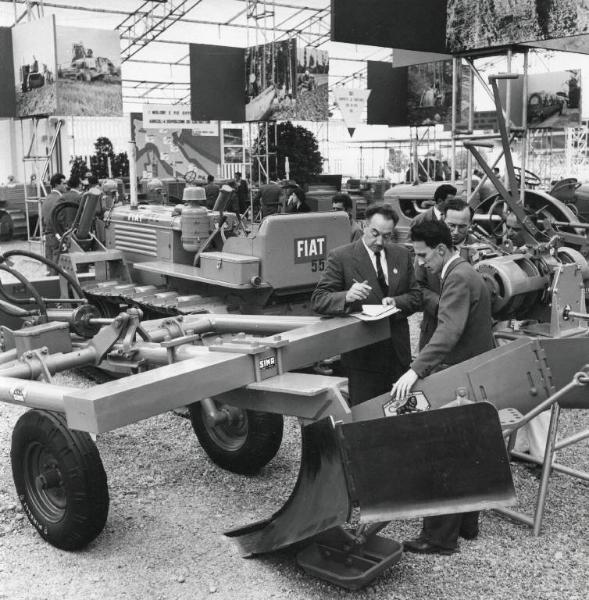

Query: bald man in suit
<box><xmin>311</xmin><ymin>204</ymin><xmax>420</xmax><ymax>405</ymax></box>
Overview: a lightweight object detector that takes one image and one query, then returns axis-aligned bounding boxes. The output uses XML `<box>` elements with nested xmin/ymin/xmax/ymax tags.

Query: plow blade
<box><xmin>228</xmin><ymin>403</ymin><xmax>515</xmax><ymax>557</ymax></box>
<box><xmin>339</xmin><ymin>403</ymin><xmax>516</xmax><ymax>522</ymax></box>
<box><xmin>226</xmin><ymin>418</ymin><xmax>351</xmax><ymax>556</ymax></box>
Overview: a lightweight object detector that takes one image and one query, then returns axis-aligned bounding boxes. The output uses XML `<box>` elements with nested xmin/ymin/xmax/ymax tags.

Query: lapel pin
<box><xmin>393</xmin><ymin>267</ymin><xmax>398</xmax><ymax>275</ymax></box>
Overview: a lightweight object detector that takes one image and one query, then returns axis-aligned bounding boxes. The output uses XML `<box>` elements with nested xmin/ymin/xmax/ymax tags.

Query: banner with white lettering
<box><xmin>333</xmin><ymin>88</ymin><xmax>371</xmax><ymax>137</ymax></box>
<box><xmin>143</xmin><ymin>104</ymin><xmax>218</xmax><ymax>134</ymax></box>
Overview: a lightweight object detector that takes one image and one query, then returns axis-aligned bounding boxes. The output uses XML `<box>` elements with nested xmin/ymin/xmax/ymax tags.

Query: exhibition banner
<box><xmin>55</xmin><ymin>25</ymin><xmax>122</xmax><ymax>116</ymax></box>
<box><xmin>331</xmin><ymin>0</ymin><xmax>448</xmax><ymax>53</ymax></box>
<box><xmin>447</xmin><ymin>0</ymin><xmax>589</xmax><ymax>53</ymax></box>
<box><xmin>333</xmin><ymin>0</ymin><xmax>589</xmax><ymax>56</ymax></box>
<box><xmin>12</xmin><ymin>15</ymin><xmax>57</xmax><ymax>118</ymax></box>
<box><xmin>366</xmin><ymin>61</ymin><xmax>408</xmax><ymax>127</ymax></box>
<box><xmin>131</xmin><ymin>113</ymin><xmax>221</xmax><ymax>180</ymax></box>
<box><xmin>499</xmin><ymin>70</ymin><xmax>582</xmax><ymax>129</ymax></box>
<box><xmin>190</xmin><ymin>44</ymin><xmax>245</xmax><ymax>122</ymax></box>
<box><xmin>143</xmin><ymin>104</ymin><xmax>219</xmax><ymax>135</ymax></box>
<box><xmin>245</xmin><ymin>41</ymin><xmax>328</xmax><ymax>121</ymax></box>
<box><xmin>407</xmin><ymin>61</ymin><xmax>454</xmax><ymax>127</ymax></box>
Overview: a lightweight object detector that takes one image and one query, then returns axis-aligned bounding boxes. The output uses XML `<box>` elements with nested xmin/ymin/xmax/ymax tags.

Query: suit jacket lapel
<box><xmin>352</xmin><ymin>241</ymin><xmax>383</xmax><ymax>300</ymax></box>
<box><xmin>441</xmin><ymin>257</ymin><xmax>465</xmax><ymax>289</ymax></box>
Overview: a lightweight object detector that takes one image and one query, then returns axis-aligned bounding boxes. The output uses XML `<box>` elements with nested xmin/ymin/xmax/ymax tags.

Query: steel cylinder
<box><xmin>476</xmin><ymin>254</ymin><xmax>547</xmax><ymax>316</ymax></box>
<box><xmin>180</xmin><ymin>199</ymin><xmax>209</xmax><ymax>252</ymax></box>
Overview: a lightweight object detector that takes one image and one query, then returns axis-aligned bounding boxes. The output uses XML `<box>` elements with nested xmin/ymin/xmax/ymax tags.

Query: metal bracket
<box><xmin>20</xmin><ymin>347</ymin><xmax>53</xmax><ymax>383</ymax></box>
<box><xmin>208</xmin><ymin>333</ymin><xmax>290</xmax><ymax>381</ymax></box>
<box><xmin>161</xmin><ymin>334</ymin><xmax>201</xmax><ymax>364</ymax></box>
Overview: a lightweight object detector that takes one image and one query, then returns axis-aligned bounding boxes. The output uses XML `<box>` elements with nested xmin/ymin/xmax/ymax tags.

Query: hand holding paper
<box><xmin>353</xmin><ymin>303</ymin><xmax>400</xmax><ymax>321</ymax></box>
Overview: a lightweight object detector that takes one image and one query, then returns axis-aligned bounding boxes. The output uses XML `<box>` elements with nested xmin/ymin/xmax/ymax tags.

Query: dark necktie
<box><xmin>374</xmin><ymin>250</ymin><xmax>388</xmax><ymax>295</ymax></box>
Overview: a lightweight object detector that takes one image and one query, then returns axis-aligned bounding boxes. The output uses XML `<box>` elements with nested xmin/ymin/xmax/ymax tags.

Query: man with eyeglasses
<box><xmin>311</xmin><ymin>204</ymin><xmax>420</xmax><ymax>405</ymax></box>
<box><xmin>391</xmin><ymin>220</ymin><xmax>494</xmax><ymax>556</ymax></box>
<box><xmin>415</xmin><ymin>197</ymin><xmax>474</xmax><ymax>349</ymax></box>
<box><xmin>332</xmin><ymin>192</ymin><xmax>363</xmax><ymax>242</ymax></box>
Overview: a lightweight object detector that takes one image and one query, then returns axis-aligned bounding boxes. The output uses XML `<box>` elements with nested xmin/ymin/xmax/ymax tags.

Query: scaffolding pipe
<box><xmin>129</xmin><ymin>140</ymin><xmax>138</xmax><ymax>208</ymax></box>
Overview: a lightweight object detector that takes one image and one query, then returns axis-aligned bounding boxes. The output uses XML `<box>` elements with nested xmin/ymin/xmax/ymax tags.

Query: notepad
<box><xmin>353</xmin><ymin>304</ymin><xmax>400</xmax><ymax>321</ymax></box>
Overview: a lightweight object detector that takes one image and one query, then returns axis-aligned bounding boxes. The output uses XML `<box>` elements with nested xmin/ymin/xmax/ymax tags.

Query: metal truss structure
<box><xmin>0</xmin><ymin>0</ymin><xmax>391</xmax><ymax>107</ymax></box>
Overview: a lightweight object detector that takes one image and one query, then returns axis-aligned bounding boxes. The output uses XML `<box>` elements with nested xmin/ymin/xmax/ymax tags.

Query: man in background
<box><xmin>415</xmin><ymin>197</ymin><xmax>475</xmax><ymax>349</ymax></box>
<box><xmin>411</xmin><ymin>183</ymin><xmax>456</xmax><ymax>227</ymax></box>
<box><xmin>81</xmin><ymin>176</ymin><xmax>106</xmax><ymax>243</ymax></box>
<box><xmin>254</xmin><ymin>180</ymin><xmax>282</xmax><ymax>217</ymax></box>
<box><xmin>332</xmin><ymin>192</ymin><xmax>363</xmax><ymax>242</ymax></box>
<box><xmin>57</xmin><ymin>175</ymin><xmax>85</xmax><ymax>232</ymax></box>
<box><xmin>285</xmin><ymin>186</ymin><xmax>311</xmax><ymax>213</ymax></box>
<box><xmin>41</xmin><ymin>173</ymin><xmax>67</xmax><ymax>274</ymax></box>
<box><xmin>233</xmin><ymin>172</ymin><xmax>249</xmax><ymax>214</ymax></box>
<box><xmin>204</xmin><ymin>175</ymin><xmax>220</xmax><ymax>209</ymax></box>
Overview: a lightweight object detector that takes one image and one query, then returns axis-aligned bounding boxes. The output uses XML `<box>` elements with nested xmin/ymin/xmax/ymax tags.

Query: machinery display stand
<box><xmin>498</xmin><ymin>369</ymin><xmax>589</xmax><ymax>535</ymax></box>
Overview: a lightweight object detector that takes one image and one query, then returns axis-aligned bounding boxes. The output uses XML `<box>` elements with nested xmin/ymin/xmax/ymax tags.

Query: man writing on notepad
<box><xmin>311</xmin><ymin>204</ymin><xmax>420</xmax><ymax>405</ymax></box>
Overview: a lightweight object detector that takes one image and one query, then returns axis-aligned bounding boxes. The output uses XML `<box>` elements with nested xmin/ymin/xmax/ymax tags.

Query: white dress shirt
<box><xmin>362</xmin><ymin>239</ymin><xmax>389</xmax><ymax>285</ymax></box>
<box><xmin>441</xmin><ymin>252</ymin><xmax>460</xmax><ymax>280</ymax></box>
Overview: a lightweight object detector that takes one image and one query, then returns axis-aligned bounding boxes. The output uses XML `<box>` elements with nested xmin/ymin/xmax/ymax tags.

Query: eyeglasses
<box><xmin>367</xmin><ymin>228</ymin><xmax>394</xmax><ymax>241</ymax></box>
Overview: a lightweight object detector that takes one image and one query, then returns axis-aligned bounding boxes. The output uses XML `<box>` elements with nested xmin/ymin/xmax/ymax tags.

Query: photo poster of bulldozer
<box><xmin>498</xmin><ymin>69</ymin><xmax>582</xmax><ymax>129</ymax></box>
<box><xmin>406</xmin><ymin>60</ymin><xmax>471</xmax><ymax>128</ymax></box>
<box><xmin>12</xmin><ymin>16</ymin><xmax>122</xmax><ymax>118</ymax></box>
<box><xmin>12</xmin><ymin>15</ymin><xmax>58</xmax><ymax>117</ymax></box>
<box><xmin>54</xmin><ymin>25</ymin><xmax>122</xmax><ymax>116</ymax></box>
<box><xmin>446</xmin><ymin>0</ymin><xmax>589</xmax><ymax>53</ymax></box>
<box><xmin>130</xmin><ymin>112</ymin><xmax>222</xmax><ymax>180</ymax></box>
<box><xmin>244</xmin><ymin>39</ymin><xmax>329</xmax><ymax>121</ymax></box>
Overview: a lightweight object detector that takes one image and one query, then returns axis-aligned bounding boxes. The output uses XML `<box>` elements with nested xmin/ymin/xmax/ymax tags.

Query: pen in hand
<box><xmin>352</xmin><ymin>278</ymin><xmax>370</xmax><ymax>287</ymax></box>
<box><xmin>347</xmin><ymin>278</ymin><xmax>372</xmax><ymax>303</ymax></box>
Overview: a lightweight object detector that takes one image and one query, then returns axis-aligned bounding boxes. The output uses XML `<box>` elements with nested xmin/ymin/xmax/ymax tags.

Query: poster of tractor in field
<box><xmin>55</xmin><ymin>25</ymin><xmax>123</xmax><ymax>116</ymax></box>
<box><xmin>12</xmin><ymin>16</ymin><xmax>58</xmax><ymax>117</ymax></box>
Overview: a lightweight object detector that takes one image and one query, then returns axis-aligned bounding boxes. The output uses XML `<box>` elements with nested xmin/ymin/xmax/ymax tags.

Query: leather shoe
<box><xmin>403</xmin><ymin>538</ymin><xmax>457</xmax><ymax>555</ymax></box>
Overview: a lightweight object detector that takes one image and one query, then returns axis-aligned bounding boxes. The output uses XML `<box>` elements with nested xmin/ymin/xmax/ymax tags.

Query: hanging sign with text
<box><xmin>143</xmin><ymin>104</ymin><xmax>218</xmax><ymax>135</ymax></box>
<box><xmin>334</xmin><ymin>88</ymin><xmax>371</xmax><ymax>136</ymax></box>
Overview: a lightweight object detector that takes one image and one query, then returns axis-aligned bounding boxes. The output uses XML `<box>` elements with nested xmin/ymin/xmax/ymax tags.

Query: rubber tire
<box><xmin>188</xmin><ymin>401</ymin><xmax>283</xmax><ymax>475</ymax></box>
<box><xmin>11</xmin><ymin>409</ymin><xmax>109</xmax><ymax>550</ymax></box>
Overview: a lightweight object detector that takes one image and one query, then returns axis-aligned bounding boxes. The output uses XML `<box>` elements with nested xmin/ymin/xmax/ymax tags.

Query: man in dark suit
<box><xmin>204</xmin><ymin>175</ymin><xmax>220</xmax><ymax>209</ymax></box>
<box><xmin>332</xmin><ymin>192</ymin><xmax>363</xmax><ymax>242</ymax></box>
<box><xmin>233</xmin><ymin>172</ymin><xmax>249</xmax><ymax>214</ymax></box>
<box><xmin>41</xmin><ymin>172</ymin><xmax>68</xmax><ymax>274</ymax></box>
<box><xmin>311</xmin><ymin>204</ymin><xmax>420</xmax><ymax>405</ymax></box>
<box><xmin>254</xmin><ymin>180</ymin><xmax>282</xmax><ymax>216</ymax></box>
<box><xmin>392</xmin><ymin>220</ymin><xmax>494</xmax><ymax>555</ymax></box>
<box><xmin>411</xmin><ymin>183</ymin><xmax>456</xmax><ymax>227</ymax></box>
<box><xmin>415</xmin><ymin>197</ymin><xmax>475</xmax><ymax>349</ymax></box>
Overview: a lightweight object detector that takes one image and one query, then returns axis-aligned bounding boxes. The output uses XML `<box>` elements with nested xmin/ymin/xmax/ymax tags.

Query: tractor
<box><xmin>58</xmin><ymin>42</ymin><xmax>120</xmax><ymax>83</ymax></box>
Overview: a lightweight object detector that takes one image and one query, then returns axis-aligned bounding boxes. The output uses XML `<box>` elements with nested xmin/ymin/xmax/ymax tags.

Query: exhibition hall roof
<box><xmin>0</xmin><ymin>0</ymin><xmax>393</xmax><ymax>108</ymax></box>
